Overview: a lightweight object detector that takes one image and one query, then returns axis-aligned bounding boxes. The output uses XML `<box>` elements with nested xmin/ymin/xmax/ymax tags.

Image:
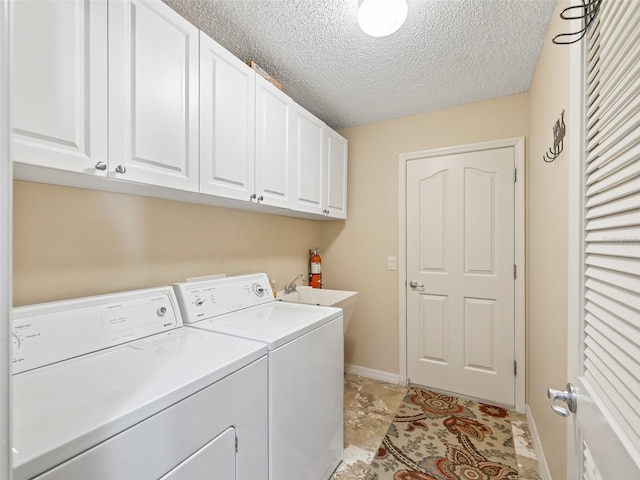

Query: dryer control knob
<box><xmin>252</xmin><ymin>283</ymin><xmax>265</xmax><ymax>296</ymax></box>
<box><xmin>157</xmin><ymin>306</ymin><xmax>167</xmax><ymax>317</ymax></box>
<box><xmin>195</xmin><ymin>298</ymin><xmax>205</xmax><ymax>306</ymax></box>
<box><xmin>12</xmin><ymin>333</ymin><xmax>21</xmax><ymax>351</ymax></box>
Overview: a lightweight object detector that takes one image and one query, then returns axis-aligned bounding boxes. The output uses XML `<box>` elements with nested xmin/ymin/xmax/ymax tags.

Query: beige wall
<box><xmin>13</xmin><ymin>8</ymin><xmax>571</xmax><ymax>476</ymax></box>
<box><xmin>526</xmin><ymin>1</ymin><xmax>571</xmax><ymax>478</ymax></box>
<box><xmin>323</xmin><ymin>94</ymin><xmax>529</xmax><ymax>375</ymax></box>
<box><xmin>13</xmin><ymin>181</ymin><xmax>322</xmax><ymax>306</ymax></box>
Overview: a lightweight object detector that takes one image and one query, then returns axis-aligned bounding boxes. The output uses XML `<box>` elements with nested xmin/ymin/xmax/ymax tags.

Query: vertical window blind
<box><xmin>583</xmin><ymin>0</ymin><xmax>640</xmax><ymax>453</ymax></box>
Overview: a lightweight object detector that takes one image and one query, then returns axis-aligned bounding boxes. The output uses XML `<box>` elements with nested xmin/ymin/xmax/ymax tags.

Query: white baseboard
<box><xmin>344</xmin><ymin>364</ymin><xmax>400</xmax><ymax>384</ymax></box>
<box><xmin>526</xmin><ymin>404</ymin><xmax>552</xmax><ymax>480</ymax></box>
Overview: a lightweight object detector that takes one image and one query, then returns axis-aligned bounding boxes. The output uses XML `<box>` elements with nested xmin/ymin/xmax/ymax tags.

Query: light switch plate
<box><xmin>388</xmin><ymin>257</ymin><xmax>397</xmax><ymax>270</ymax></box>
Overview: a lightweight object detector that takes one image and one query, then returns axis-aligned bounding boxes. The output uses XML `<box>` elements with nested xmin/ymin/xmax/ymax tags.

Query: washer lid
<box><xmin>186</xmin><ymin>301</ymin><xmax>342</xmax><ymax>349</ymax></box>
<box><xmin>12</xmin><ymin>327</ymin><xmax>266</xmax><ymax>480</ymax></box>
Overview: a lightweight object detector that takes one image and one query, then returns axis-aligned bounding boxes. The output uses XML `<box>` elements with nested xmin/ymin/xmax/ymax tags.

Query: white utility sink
<box><xmin>276</xmin><ymin>286</ymin><xmax>358</xmax><ymax>334</ymax></box>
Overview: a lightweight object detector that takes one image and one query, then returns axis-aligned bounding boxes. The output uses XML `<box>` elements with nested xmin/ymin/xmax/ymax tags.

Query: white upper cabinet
<box><xmin>254</xmin><ymin>75</ymin><xmax>294</xmax><ymax>209</ymax></box>
<box><xmin>108</xmin><ymin>0</ymin><xmax>199</xmax><ymax>191</ymax></box>
<box><xmin>10</xmin><ymin>0</ymin><xmax>347</xmax><ymax>219</ymax></box>
<box><xmin>324</xmin><ymin>129</ymin><xmax>348</xmax><ymax>219</ymax></box>
<box><xmin>291</xmin><ymin>106</ymin><xmax>325</xmax><ymax>215</ymax></box>
<box><xmin>11</xmin><ymin>0</ymin><xmax>108</xmax><ymax>175</ymax></box>
<box><xmin>200</xmin><ymin>32</ymin><xmax>255</xmax><ymax>201</ymax></box>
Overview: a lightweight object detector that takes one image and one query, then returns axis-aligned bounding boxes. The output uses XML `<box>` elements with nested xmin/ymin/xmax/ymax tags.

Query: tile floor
<box><xmin>332</xmin><ymin>373</ymin><xmax>543</xmax><ymax>480</ymax></box>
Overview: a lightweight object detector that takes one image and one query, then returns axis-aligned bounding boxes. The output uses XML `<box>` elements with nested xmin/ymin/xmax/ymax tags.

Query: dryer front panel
<box><xmin>160</xmin><ymin>427</ymin><xmax>236</xmax><ymax>480</ymax></box>
<box><xmin>30</xmin><ymin>357</ymin><xmax>268</xmax><ymax>480</ymax></box>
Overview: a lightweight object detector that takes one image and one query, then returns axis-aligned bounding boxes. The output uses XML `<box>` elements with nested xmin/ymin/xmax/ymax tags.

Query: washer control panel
<box><xmin>12</xmin><ymin>287</ymin><xmax>182</xmax><ymax>374</ymax></box>
<box><xmin>174</xmin><ymin>273</ymin><xmax>273</xmax><ymax>324</ymax></box>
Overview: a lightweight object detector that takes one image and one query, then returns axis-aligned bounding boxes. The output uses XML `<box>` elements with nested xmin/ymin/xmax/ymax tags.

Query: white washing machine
<box><xmin>174</xmin><ymin>273</ymin><xmax>344</xmax><ymax>480</ymax></box>
<box><xmin>12</xmin><ymin>286</ymin><xmax>268</xmax><ymax>480</ymax></box>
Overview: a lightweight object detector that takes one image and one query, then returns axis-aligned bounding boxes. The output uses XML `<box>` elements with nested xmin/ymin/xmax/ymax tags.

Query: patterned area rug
<box><xmin>365</xmin><ymin>386</ymin><xmax>519</xmax><ymax>480</ymax></box>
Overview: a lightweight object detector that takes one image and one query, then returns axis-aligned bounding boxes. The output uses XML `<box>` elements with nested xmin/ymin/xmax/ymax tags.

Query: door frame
<box><xmin>1</xmin><ymin>0</ymin><xmax>11</xmax><ymax>476</ymax></box>
<box><xmin>566</xmin><ymin>22</ymin><xmax>583</xmax><ymax>479</ymax></box>
<box><xmin>398</xmin><ymin>137</ymin><xmax>526</xmax><ymax>413</ymax></box>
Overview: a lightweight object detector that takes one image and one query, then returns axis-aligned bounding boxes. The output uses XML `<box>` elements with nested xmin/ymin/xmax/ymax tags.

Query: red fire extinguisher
<box><xmin>309</xmin><ymin>248</ymin><xmax>322</xmax><ymax>289</ymax></box>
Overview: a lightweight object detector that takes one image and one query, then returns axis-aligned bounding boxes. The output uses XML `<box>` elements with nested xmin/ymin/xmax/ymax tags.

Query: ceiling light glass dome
<box><xmin>358</xmin><ymin>0</ymin><xmax>408</xmax><ymax>38</ymax></box>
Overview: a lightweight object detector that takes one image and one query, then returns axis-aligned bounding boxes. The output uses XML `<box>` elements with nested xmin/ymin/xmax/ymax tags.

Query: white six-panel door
<box><xmin>109</xmin><ymin>0</ymin><xmax>199</xmax><ymax>191</ymax></box>
<box><xmin>406</xmin><ymin>147</ymin><xmax>516</xmax><ymax>406</ymax></box>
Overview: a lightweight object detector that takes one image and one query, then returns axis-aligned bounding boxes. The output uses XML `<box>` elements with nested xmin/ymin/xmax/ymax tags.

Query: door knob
<box><xmin>547</xmin><ymin>383</ymin><xmax>578</xmax><ymax>417</ymax></box>
<box><xmin>409</xmin><ymin>281</ymin><xmax>424</xmax><ymax>289</ymax></box>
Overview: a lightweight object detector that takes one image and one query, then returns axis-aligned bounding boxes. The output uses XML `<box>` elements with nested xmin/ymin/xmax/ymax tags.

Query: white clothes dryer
<box><xmin>174</xmin><ymin>273</ymin><xmax>344</xmax><ymax>480</ymax></box>
<box><xmin>12</xmin><ymin>286</ymin><xmax>268</xmax><ymax>480</ymax></box>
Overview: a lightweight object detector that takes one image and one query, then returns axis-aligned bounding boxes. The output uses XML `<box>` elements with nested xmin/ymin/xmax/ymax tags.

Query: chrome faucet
<box><xmin>284</xmin><ymin>274</ymin><xmax>305</xmax><ymax>294</ymax></box>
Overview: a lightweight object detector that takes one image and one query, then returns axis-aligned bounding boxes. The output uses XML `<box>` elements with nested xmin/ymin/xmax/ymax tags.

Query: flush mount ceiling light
<box><xmin>358</xmin><ymin>0</ymin><xmax>408</xmax><ymax>37</ymax></box>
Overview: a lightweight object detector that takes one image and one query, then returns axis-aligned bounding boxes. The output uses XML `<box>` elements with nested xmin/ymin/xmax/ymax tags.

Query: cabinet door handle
<box><xmin>250</xmin><ymin>194</ymin><xmax>257</xmax><ymax>201</ymax></box>
<box><xmin>257</xmin><ymin>195</ymin><xmax>264</xmax><ymax>203</ymax></box>
<box><xmin>115</xmin><ymin>165</ymin><xmax>127</xmax><ymax>174</ymax></box>
<box><xmin>95</xmin><ymin>161</ymin><xmax>107</xmax><ymax>171</ymax></box>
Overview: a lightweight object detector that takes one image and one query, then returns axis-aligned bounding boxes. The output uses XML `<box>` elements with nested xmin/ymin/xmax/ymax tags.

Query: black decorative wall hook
<box><xmin>543</xmin><ymin>110</ymin><xmax>566</xmax><ymax>163</ymax></box>
<box><xmin>553</xmin><ymin>0</ymin><xmax>602</xmax><ymax>45</ymax></box>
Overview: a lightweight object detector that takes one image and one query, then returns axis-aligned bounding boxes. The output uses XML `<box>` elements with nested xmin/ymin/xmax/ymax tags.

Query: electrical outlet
<box><xmin>388</xmin><ymin>257</ymin><xmax>397</xmax><ymax>270</ymax></box>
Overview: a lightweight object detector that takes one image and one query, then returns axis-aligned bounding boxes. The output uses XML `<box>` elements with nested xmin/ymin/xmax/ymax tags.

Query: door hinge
<box><xmin>514</xmin><ymin>264</ymin><xmax>517</xmax><ymax>279</ymax></box>
<box><xmin>235</xmin><ymin>437</ymin><xmax>238</xmax><ymax>453</ymax></box>
<box><xmin>514</xmin><ymin>168</ymin><xmax>517</xmax><ymax>182</ymax></box>
<box><xmin>514</xmin><ymin>361</ymin><xmax>517</xmax><ymax>376</ymax></box>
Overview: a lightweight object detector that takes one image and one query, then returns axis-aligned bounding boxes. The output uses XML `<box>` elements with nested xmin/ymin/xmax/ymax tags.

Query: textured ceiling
<box><xmin>163</xmin><ymin>0</ymin><xmax>557</xmax><ymax>130</ymax></box>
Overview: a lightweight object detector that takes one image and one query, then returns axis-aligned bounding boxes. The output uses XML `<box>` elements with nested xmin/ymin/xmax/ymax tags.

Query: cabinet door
<box><xmin>324</xmin><ymin>129</ymin><xmax>348</xmax><ymax>219</ymax></box>
<box><xmin>11</xmin><ymin>0</ymin><xmax>108</xmax><ymax>175</ymax></box>
<box><xmin>291</xmin><ymin>106</ymin><xmax>325</xmax><ymax>215</ymax></box>
<box><xmin>109</xmin><ymin>0</ymin><xmax>199</xmax><ymax>191</ymax></box>
<box><xmin>255</xmin><ymin>75</ymin><xmax>294</xmax><ymax>208</ymax></box>
<box><xmin>200</xmin><ymin>32</ymin><xmax>255</xmax><ymax>201</ymax></box>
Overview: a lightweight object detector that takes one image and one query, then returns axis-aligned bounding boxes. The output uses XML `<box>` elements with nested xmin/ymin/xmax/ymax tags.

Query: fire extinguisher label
<box><xmin>310</xmin><ymin>262</ymin><xmax>321</xmax><ymax>274</ymax></box>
